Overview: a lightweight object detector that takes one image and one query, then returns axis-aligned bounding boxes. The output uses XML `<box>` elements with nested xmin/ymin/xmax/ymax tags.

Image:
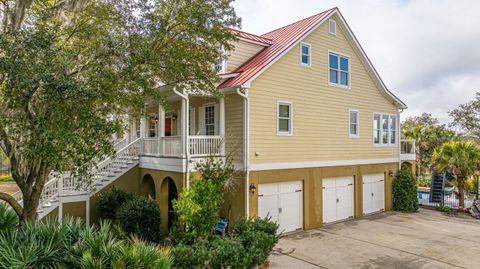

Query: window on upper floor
<box><xmin>300</xmin><ymin>42</ymin><xmax>311</xmax><ymax>66</ymax></box>
<box><xmin>329</xmin><ymin>52</ymin><xmax>350</xmax><ymax>88</ymax></box>
<box><xmin>373</xmin><ymin>113</ymin><xmax>398</xmax><ymax>146</ymax></box>
<box><xmin>213</xmin><ymin>58</ymin><xmax>225</xmax><ymax>73</ymax></box>
<box><xmin>329</xmin><ymin>19</ymin><xmax>336</xmax><ymax>35</ymax></box>
<box><xmin>277</xmin><ymin>101</ymin><xmax>292</xmax><ymax>136</ymax></box>
<box><xmin>349</xmin><ymin>110</ymin><xmax>359</xmax><ymax>137</ymax></box>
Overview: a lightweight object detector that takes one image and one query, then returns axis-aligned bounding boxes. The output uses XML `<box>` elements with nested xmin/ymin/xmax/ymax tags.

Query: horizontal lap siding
<box><xmin>227</xmin><ymin>40</ymin><xmax>264</xmax><ymax>72</ymax></box>
<box><xmin>249</xmin><ymin>16</ymin><xmax>399</xmax><ymax>164</ymax></box>
<box><xmin>225</xmin><ymin>94</ymin><xmax>244</xmax><ymax>166</ymax></box>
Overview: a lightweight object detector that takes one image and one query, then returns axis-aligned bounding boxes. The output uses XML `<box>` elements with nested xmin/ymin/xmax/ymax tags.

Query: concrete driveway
<box><xmin>269</xmin><ymin>208</ymin><xmax>480</xmax><ymax>269</ymax></box>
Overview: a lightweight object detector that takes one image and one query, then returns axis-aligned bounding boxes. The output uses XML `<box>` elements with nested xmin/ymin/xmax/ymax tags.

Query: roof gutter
<box><xmin>237</xmin><ymin>85</ymin><xmax>250</xmax><ymax>218</ymax></box>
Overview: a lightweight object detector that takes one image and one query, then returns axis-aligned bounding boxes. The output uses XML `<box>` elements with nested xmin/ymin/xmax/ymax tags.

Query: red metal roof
<box><xmin>220</xmin><ymin>7</ymin><xmax>337</xmax><ymax>89</ymax></box>
<box><xmin>231</xmin><ymin>28</ymin><xmax>273</xmax><ymax>46</ymax></box>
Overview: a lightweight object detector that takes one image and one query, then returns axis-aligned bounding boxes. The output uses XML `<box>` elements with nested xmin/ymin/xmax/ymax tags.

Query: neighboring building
<box><xmin>25</xmin><ymin>7</ymin><xmax>414</xmax><ymax>234</ymax></box>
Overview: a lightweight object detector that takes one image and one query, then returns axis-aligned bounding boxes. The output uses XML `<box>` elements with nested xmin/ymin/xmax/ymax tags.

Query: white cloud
<box><xmin>233</xmin><ymin>0</ymin><xmax>479</xmax><ymax>123</ymax></box>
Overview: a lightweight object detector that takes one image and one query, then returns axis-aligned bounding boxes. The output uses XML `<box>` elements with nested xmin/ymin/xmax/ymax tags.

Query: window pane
<box><xmin>340</xmin><ymin>57</ymin><xmax>349</xmax><ymax>71</ymax></box>
<box><xmin>329</xmin><ymin>54</ymin><xmax>338</xmax><ymax>69</ymax></box>
<box><xmin>302</xmin><ymin>55</ymin><xmax>309</xmax><ymax>65</ymax></box>
<box><xmin>391</xmin><ymin>131</ymin><xmax>396</xmax><ymax>144</ymax></box>
<box><xmin>329</xmin><ymin>21</ymin><xmax>336</xmax><ymax>34</ymax></box>
<box><xmin>350</xmin><ymin>124</ymin><xmax>357</xmax><ymax>135</ymax></box>
<box><xmin>374</xmin><ymin>130</ymin><xmax>380</xmax><ymax>143</ymax></box>
<box><xmin>279</xmin><ymin>118</ymin><xmax>290</xmax><ymax>132</ymax></box>
<box><xmin>279</xmin><ymin>104</ymin><xmax>290</xmax><ymax>118</ymax></box>
<box><xmin>329</xmin><ymin>69</ymin><xmax>337</xmax><ymax>83</ymax></box>
<box><xmin>350</xmin><ymin>111</ymin><xmax>357</xmax><ymax>123</ymax></box>
<box><xmin>340</xmin><ymin>72</ymin><xmax>348</xmax><ymax>86</ymax></box>
<box><xmin>302</xmin><ymin>45</ymin><xmax>309</xmax><ymax>55</ymax></box>
<box><xmin>390</xmin><ymin>116</ymin><xmax>397</xmax><ymax>131</ymax></box>
<box><xmin>374</xmin><ymin>114</ymin><xmax>380</xmax><ymax>129</ymax></box>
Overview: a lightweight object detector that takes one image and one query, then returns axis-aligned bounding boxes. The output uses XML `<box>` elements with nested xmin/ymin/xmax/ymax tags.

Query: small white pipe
<box><xmin>237</xmin><ymin>86</ymin><xmax>250</xmax><ymax>218</ymax></box>
<box><xmin>173</xmin><ymin>87</ymin><xmax>190</xmax><ymax>188</ymax></box>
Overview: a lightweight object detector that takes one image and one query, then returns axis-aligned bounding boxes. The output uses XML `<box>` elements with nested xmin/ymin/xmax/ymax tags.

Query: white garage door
<box><xmin>258</xmin><ymin>181</ymin><xmax>303</xmax><ymax>233</ymax></box>
<box><xmin>362</xmin><ymin>173</ymin><xmax>385</xmax><ymax>215</ymax></box>
<box><xmin>323</xmin><ymin>176</ymin><xmax>354</xmax><ymax>224</ymax></box>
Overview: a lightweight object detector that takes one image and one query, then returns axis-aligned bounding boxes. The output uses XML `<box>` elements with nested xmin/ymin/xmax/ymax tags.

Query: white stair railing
<box><xmin>10</xmin><ymin>138</ymin><xmax>142</xmax><ymax>217</ymax></box>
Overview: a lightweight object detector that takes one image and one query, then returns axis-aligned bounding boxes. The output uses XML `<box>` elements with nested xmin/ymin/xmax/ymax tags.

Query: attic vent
<box><xmin>329</xmin><ymin>19</ymin><xmax>336</xmax><ymax>35</ymax></box>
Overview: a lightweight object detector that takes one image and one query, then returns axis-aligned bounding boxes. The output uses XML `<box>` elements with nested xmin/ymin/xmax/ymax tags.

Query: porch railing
<box><xmin>401</xmin><ymin>139</ymin><xmax>415</xmax><ymax>154</ymax></box>
<box><xmin>189</xmin><ymin>135</ymin><xmax>223</xmax><ymax>156</ymax></box>
<box><xmin>163</xmin><ymin>136</ymin><xmax>182</xmax><ymax>157</ymax></box>
<box><xmin>143</xmin><ymin>138</ymin><xmax>159</xmax><ymax>155</ymax></box>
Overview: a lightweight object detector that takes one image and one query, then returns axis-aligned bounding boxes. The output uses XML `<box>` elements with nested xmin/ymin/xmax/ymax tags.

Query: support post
<box><xmin>124</xmin><ymin>114</ymin><xmax>130</xmax><ymax>143</ymax></box>
<box><xmin>219</xmin><ymin>97</ymin><xmax>225</xmax><ymax>156</ymax></box>
<box><xmin>85</xmin><ymin>198</ymin><xmax>90</xmax><ymax>226</ymax></box>
<box><xmin>158</xmin><ymin>103</ymin><xmax>165</xmax><ymax>156</ymax></box>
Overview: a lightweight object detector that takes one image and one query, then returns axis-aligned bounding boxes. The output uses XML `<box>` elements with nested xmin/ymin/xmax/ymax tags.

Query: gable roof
<box><xmin>220</xmin><ymin>7</ymin><xmax>407</xmax><ymax>109</ymax></box>
<box><xmin>230</xmin><ymin>28</ymin><xmax>273</xmax><ymax>46</ymax></box>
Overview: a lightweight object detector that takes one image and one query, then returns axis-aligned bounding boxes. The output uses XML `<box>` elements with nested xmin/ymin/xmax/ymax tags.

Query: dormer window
<box><xmin>300</xmin><ymin>42</ymin><xmax>311</xmax><ymax>66</ymax></box>
<box><xmin>329</xmin><ymin>19</ymin><xmax>336</xmax><ymax>35</ymax></box>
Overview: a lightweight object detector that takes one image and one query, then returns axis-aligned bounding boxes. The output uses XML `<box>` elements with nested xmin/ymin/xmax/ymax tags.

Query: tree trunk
<box><xmin>16</xmin><ymin>169</ymin><xmax>49</xmax><ymax>223</ymax></box>
<box><xmin>457</xmin><ymin>176</ymin><xmax>465</xmax><ymax>208</ymax></box>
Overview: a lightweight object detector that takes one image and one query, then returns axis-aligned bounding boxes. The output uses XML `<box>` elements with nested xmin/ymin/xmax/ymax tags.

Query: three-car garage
<box><xmin>256</xmin><ymin>171</ymin><xmax>388</xmax><ymax>232</ymax></box>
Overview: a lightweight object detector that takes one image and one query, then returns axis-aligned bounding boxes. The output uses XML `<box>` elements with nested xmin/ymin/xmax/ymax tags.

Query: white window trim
<box><xmin>300</xmin><ymin>42</ymin><xmax>311</xmax><ymax>67</ymax></box>
<box><xmin>328</xmin><ymin>19</ymin><xmax>337</xmax><ymax>35</ymax></box>
<box><xmin>372</xmin><ymin>112</ymin><xmax>399</xmax><ymax>147</ymax></box>
<box><xmin>349</xmin><ymin>109</ymin><xmax>359</xmax><ymax>138</ymax></box>
<box><xmin>277</xmin><ymin>100</ymin><xmax>293</xmax><ymax>136</ymax></box>
<box><xmin>203</xmin><ymin>102</ymin><xmax>216</xmax><ymax>136</ymax></box>
<box><xmin>328</xmin><ymin>50</ymin><xmax>351</xmax><ymax>89</ymax></box>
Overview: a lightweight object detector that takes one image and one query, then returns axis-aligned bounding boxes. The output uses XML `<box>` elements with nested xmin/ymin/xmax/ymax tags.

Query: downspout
<box><xmin>237</xmin><ymin>86</ymin><xmax>250</xmax><ymax>218</ymax></box>
<box><xmin>398</xmin><ymin>107</ymin><xmax>404</xmax><ymax>170</ymax></box>
<box><xmin>173</xmin><ymin>87</ymin><xmax>190</xmax><ymax>188</ymax></box>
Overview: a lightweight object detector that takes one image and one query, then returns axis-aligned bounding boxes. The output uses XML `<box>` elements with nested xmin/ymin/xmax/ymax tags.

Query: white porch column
<box><xmin>158</xmin><ymin>103</ymin><xmax>165</xmax><ymax>156</ymax></box>
<box><xmin>180</xmin><ymin>97</ymin><xmax>187</xmax><ymax>157</ymax></box>
<box><xmin>139</xmin><ymin>116</ymin><xmax>147</xmax><ymax>138</ymax></box>
<box><xmin>123</xmin><ymin>114</ymin><xmax>130</xmax><ymax>143</ymax></box>
<box><xmin>219</xmin><ymin>97</ymin><xmax>225</xmax><ymax>156</ymax></box>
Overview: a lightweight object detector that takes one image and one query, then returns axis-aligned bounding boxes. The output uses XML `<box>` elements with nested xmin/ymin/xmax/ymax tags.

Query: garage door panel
<box><xmin>258</xmin><ymin>183</ymin><xmax>278</xmax><ymax>196</ymax></box>
<box><xmin>323</xmin><ymin>176</ymin><xmax>354</xmax><ymax>224</ymax></box>
<box><xmin>362</xmin><ymin>174</ymin><xmax>385</xmax><ymax>215</ymax></box>
<box><xmin>322</xmin><ymin>187</ymin><xmax>337</xmax><ymax>223</ymax></box>
<box><xmin>336</xmin><ymin>185</ymin><xmax>354</xmax><ymax>220</ymax></box>
<box><xmin>323</xmin><ymin>178</ymin><xmax>336</xmax><ymax>189</ymax></box>
<box><xmin>279</xmin><ymin>182</ymin><xmax>302</xmax><ymax>194</ymax></box>
<box><xmin>279</xmin><ymin>191</ymin><xmax>302</xmax><ymax>233</ymax></box>
<box><xmin>258</xmin><ymin>195</ymin><xmax>279</xmax><ymax>224</ymax></box>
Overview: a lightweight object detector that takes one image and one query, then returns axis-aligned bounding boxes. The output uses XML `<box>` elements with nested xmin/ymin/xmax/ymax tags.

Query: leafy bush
<box><xmin>172</xmin><ymin>178</ymin><xmax>221</xmax><ymax>244</ymax></box>
<box><xmin>416</xmin><ymin>176</ymin><xmax>430</xmax><ymax>187</ymax></box>
<box><xmin>97</xmin><ymin>187</ymin><xmax>134</xmax><ymax>220</ymax></box>
<box><xmin>116</xmin><ymin>196</ymin><xmax>161</xmax><ymax>242</ymax></box>
<box><xmin>465</xmin><ymin>176</ymin><xmax>478</xmax><ymax>191</ymax></box>
<box><xmin>0</xmin><ymin>218</ymin><xmax>171</xmax><ymax>269</ymax></box>
<box><xmin>0</xmin><ymin>203</ymin><xmax>18</xmax><ymax>233</ymax></box>
<box><xmin>172</xmin><ymin>217</ymin><xmax>279</xmax><ymax>269</ymax></box>
<box><xmin>0</xmin><ymin>174</ymin><xmax>12</xmax><ymax>182</ymax></box>
<box><xmin>393</xmin><ymin>168</ymin><xmax>419</xmax><ymax>212</ymax></box>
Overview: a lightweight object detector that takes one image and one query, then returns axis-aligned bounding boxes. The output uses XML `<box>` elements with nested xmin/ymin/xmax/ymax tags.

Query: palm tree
<box><xmin>433</xmin><ymin>140</ymin><xmax>480</xmax><ymax>207</ymax></box>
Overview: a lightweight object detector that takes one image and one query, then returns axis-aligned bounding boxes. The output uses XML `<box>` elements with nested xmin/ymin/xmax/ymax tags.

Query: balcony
<box><xmin>142</xmin><ymin>135</ymin><xmax>224</xmax><ymax>158</ymax></box>
<box><xmin>400</xmin><ymin>139</ymin><xmax>416</xmax><ymax>161</ymax></box>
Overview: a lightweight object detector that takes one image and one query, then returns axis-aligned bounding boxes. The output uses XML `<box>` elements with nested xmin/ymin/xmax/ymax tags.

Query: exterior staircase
<box><xmin>429</xmin><ymin>171</ymin><xmax>445</xmax><ymax>204</ymax></box>
<box><xmin>12</xmin><ymin>138</ymin><xmax>141</xmax><ymax>220</ymax></box>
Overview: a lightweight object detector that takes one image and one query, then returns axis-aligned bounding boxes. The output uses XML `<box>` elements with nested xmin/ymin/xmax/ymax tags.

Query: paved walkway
<box><xmin>269</xmin><ymin>208</ymin><xmax>480</xmax><ymax>269</ymax></box>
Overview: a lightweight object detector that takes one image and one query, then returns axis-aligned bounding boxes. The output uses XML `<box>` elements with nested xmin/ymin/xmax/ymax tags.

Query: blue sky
<box><xmin>233</xmin><ymin>0</ymin><xmax>479</xmax><ymax>123</ymax></box>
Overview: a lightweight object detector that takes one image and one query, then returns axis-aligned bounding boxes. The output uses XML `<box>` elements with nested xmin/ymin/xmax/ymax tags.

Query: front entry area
<box><xmin>258</xmin><ymin>181</ymin><xmax>303</xmax><ymax>234</ymax></box>
<box><xmin>362</xmin><ymin>173</ymin><xmax>385</xmax><ymax>215</ymax></box>
<box><xmin>322</xmin><ymin>176</ymin><xmax>354</xmax><ymax>224</ymax></box>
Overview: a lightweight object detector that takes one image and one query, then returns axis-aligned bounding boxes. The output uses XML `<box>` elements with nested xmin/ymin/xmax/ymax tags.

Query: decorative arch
<box><xmin>141</xmin><ymin>174</ymin><xmax>156</xmax><ymax>200</ymax></box>
<box><xmin>160</xmin><ymin>177</ymin><xmax>178</xmax><ymax>231</ymax></box>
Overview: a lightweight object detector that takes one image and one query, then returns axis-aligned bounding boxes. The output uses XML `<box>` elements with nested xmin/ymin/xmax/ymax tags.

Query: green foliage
<box><xmin>116</xmin><ymin>196</ymin><xmax>161</xmax><ymax>243</ymax></box>
<box><xmin>416</xmin><ymin>176</ymin><xmax>431</xmax><ymax>187</ymax></box>
<box><xmin>0</xmin><ymin>218</ymin><xmax>171</xmax><ymax>269</ymax></box>
<box><xmin>172</xmin><ymin>218</ymin><xmax>279</xmax><ymax>269</ymax></box>
<box><xmin>433</xmin><ymin>140</ymin><xmax>480</xmax><ymax>207</ymax></box>
<box><xmin>435</xmin><ymin>205</ymin><xmax>452</xmax><ymax>212</ymax></box>
<box><xmin>450</xmin><ymin>92</ymin><xmax>480</xmax><ymax>143</ymax></box>
<box><xmin>0</xmin><ymin>0</ymin><xmax>239</xmax><ymax>221</ymax></box>
<box><xmin>393</xmin><ymin>168</ymin><xmax>419</xmax><ymax>213</ymax></box>
<box><xmin>97</xmin><ymin>188</ymin><xmax>134</xmax><ymax>220</ymax></box>
<box><xmin>465</xmin><ymin>177</ymin><xmax>478</xmax><ymax>191</ymax></box>
<box><xmin>0</xmin><ymin>174</ymin><xmax>12</xmax><ymax>182</ymax></box>
<box><xmin>0</xmin><ymin>203</ymin><xmax>18</xmax><ymax>233</ymax></box>
<box><xmin>402</xmin><ymin>113</ymin><xmax>457</xmax><ymax>177</ymax></box>
<box><xmin>171</xmin><ymin>178</ymin><xmax>221</xmax><ymax>244</ymax></box>
<box><xmin>195</xmin><ymin>156</ymin><xmax>239</xmax><ymax>193</ymax></box>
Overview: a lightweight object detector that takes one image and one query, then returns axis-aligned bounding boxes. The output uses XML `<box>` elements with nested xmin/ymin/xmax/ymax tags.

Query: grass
<box><xmin>0</xmin><ymin>174</ymin><xmax>12</xmax><ymax>182</ymax></box>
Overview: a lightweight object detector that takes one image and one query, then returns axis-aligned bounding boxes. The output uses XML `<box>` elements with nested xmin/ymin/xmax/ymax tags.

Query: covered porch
<box><xmin>128</xmin><ymin>93</ymin><xmax>226</xmax><ymax>158</ymax></box>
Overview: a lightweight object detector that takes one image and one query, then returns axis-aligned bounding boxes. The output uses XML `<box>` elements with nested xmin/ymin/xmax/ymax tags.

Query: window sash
<box><xmin>329</xmin><ymin>53</ymin><xmax>349</xmax><ymax>86</ymax></box>
<box><xmin>278</xmin><ymin>103</ymin><xmax>292</xmax><ymax>134</ymax></box>
<box><xmin>205</xmin><ymin>105</ymin><xmax>215</xmax><ymax>135</ymax></box>
<box><xmin>373</xmin><ymin>113</ymin><xmax>397</xmax><ymax>145</ymax></box>
<box><xmin>301</xmin><ymin>43</ymin><xmax>310</xmax><ymax>65</ymax></box>
<box><xmin>349</xmin><ymin>111</ymin><xmax>359</xmax><ymax>136</ymax></box>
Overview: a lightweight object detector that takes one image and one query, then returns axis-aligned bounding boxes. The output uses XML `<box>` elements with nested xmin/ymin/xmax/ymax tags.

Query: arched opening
<box><xmin>141</xmin><ymin>174</ymin><xmax>156</xmax><ymax>200</ymax></box>
<box><xmin>166</xmin><ymin>177</ymin><xmax>178</xmax><ymax>230</ymax></box>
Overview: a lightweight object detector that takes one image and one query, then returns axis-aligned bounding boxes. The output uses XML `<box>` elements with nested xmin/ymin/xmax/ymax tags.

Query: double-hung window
<box><xmin>373</xmin><ymin>113</ymin><xmax>398</xmax><ymax>146</ymax></box>
<box><xmin>300</xmin><ymin>42</ymin><xmax>311</xmax><ymax>66</ymax></box>
<box><xmin>205</xmin><ymin>105</ymin><xmax>215</xmax><ymax>135</ymax></box>
<box><xmin>349</xmin><ymin>110</ymin><xmax>359</xmax><ymax>137</ymax></box>
<box><xmin>277</xmin><ymin>101</ymin><xmax>292</xmax><ymax>136</ymax></box>
<box><xmin>329</xmin><ymin>52</ymin><xmax>349</xmax><ymax>87</ymax></box>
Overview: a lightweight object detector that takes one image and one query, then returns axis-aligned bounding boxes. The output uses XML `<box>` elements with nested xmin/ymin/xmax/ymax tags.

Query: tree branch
<box><xmin>0</xmin><ymin>192</ymin><xmax>23</xmax><ymax>217</ymax></box>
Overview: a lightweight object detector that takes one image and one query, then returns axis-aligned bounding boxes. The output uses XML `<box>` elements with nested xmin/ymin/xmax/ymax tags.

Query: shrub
<box><xmin>393</xmin><ymin>168</ymin><xmax>419</xmax><ymax>212</ymax></box>
<box><xmin>0</xmin><ymin>218</ymin><xmax>171</xmax><ymax>269</ymax></box>
<box><xmin>97</xmin><ymin>187</ymin><xmax>134</xmax><ymax>220</ymax></box>
<box><xmin>0</xmin><ymin>203</ymin><xmax>18</xmax><ymax>233</ymax></box>
<box><xmin>465</xmin><ymin>176</ymin><xmax>478</xmax><ymax>191</ymax></box>
<box><xmin>171</xmin><ymin>178</ymin><xmax>221</xmax><ymax>244</ymax></box>
<box><xmin>116</xmin><ymin>196</ymin><xmax>161</xmax><ymax>242</ymax></box>
<box><xmin>417</xmin><ymin>176</ymin><xmax>430</xmax><ymax>187</ymax></box>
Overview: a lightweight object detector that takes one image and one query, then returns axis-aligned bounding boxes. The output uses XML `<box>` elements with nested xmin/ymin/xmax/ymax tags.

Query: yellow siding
<box><xmin>224</xmin><ymin>94</ymin><xmax>244</xmax><ymax>165</ymax></box>
<box><xmin>249</xmin><ymin>16</ymin><xmax>399</xmax><ymax>164</ymax></box>
<box><xmin>227</xmin><ymin>40</ymin><xmax>264</xmax><ymax>72</ymax></box>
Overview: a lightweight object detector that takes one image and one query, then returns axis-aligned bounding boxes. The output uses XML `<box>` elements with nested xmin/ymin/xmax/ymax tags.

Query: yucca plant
<box><xmin>0</xmin><ymin>203</ymin><xmax>18</xmax><ymax>233</ymax></box>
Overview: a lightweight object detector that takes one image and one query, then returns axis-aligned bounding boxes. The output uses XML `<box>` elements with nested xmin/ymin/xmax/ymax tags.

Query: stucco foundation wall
<box><xmin>249</xmin><ymin>162</ymin><xmax>399</xmax><ymax>230</ymax></box>
<box><xmin>220</xmin><ymin>176</ymin><xmax>246</xmax><ymax>221</ymax></box>
<box><xmin>63</xmin><ymin>201</ymin><xmax>86</xmax><ymax>221</ymax></box>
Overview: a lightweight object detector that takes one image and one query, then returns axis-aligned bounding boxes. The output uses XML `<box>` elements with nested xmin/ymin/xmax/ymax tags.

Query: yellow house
<box><xmin>32</xmin><ymin>7</ymin><xmax>416</xmax><ymax>234</ymax></box>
